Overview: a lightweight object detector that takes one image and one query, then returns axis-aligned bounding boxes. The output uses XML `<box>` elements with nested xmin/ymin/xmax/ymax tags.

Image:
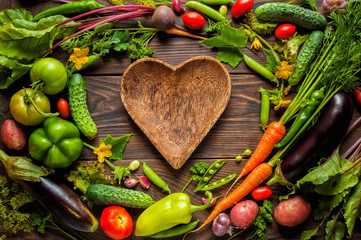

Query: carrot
<box><xmin>225</xmin><ymin>121</ymin><xmax>285</xmax><ymax>196</ymax></box>
<box><xmin>191</xmin><ymin>163</ymin><xmax>273</xmax><ymax>233</ymax></box>
<box><xmin>165</xmin><ymin>27</ymin><xmax>207</xmax><ymax>40</ymax></box>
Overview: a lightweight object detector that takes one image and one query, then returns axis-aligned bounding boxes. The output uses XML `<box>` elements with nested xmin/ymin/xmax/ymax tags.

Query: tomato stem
<box><xmin>23</xmin><ymin>88</ymin><xmax>59</xmax><ymax>118</ymax></box>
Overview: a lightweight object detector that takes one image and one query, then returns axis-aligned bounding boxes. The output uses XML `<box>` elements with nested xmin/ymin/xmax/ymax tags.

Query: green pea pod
<box><xmin>143</xmin><ymin>162</ymin><xmax>171</xmax><ymax>194</ymax></box>
<box><xmin>148</xmin><ymin>220</ymin><xmax>200</xmax><ymax>238</ymax></box>
<box><xmin>185</xmin><ymin>1</ymin><xmax>226</xmax><ymax>21</ymax></box>
<box><xmin>195</xmin><ymin>173</ymin><xmax>236</xmax><ymax>192</ymax></box>
<box><xmin>200</xmin><ymin>0</ymin><xmax>234</xmax><ymax>5</ymax></box>
<box><xmin>243</xmin><ymin>53</ymin><xmax>279</xmax><ymax>86</ymax></box>
<box><xmin>259</xmin><ymin>88</ymin><xmax>270</xmax><ymax>131</ymax></box>
<box><xmin>32</xmin><ymin>0</ymin><xmax>106</xmax><ymax>22</ymax></box>
<box><xmin>274</xmin><ymin>87</ymin><xmax>325</xmax><ymax>148</ymax></box>
<box><xmin>197</xmin><ymin>159</ymin><xmax>227</xmax><ymax>188</ymax></box>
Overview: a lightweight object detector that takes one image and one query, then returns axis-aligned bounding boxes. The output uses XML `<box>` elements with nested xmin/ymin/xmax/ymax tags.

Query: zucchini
<box><xmin>68</xmin><ymin>73</ymin><xmax>97</xmax><ymax>139</ymax></box>
<box><xmin>86</xmin><ymin>184</ymin><xmax>153</xmax><ymax>208</ymax></box>
<box><xmin>289</xmin><ymin>30</ymin><xmax>324</xmax><ymax>86</ymax></box>
<box><xmin>255</xmin><ymin>3</ymin><xmax>327</xmax><ymax>30</ymax></box>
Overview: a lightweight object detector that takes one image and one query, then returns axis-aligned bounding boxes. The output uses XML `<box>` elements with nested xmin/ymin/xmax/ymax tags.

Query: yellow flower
<box><xmin>275</xmin><ymin>61</ymin><xmax>295</xmax><ymax>80</ymax></box>
<box><xmin>94</xmin><ymin>142</ymin><xmax>112</xmax><ymax>163</ymax></box>
<box><xmin>250</xmin><ymin>37</ymin><xmax>263</xmax><ymax>50</ymax></box>
<box><xmin>274</xmin><ymin>99</ymin><xmax>291</xmax><ymax>110</ymax></box>
<box><xmin>284</xmin><ymin>85</ymin><xmax>292</xmax><ymax>95</ymax></box>
<box><xmin>69</xmin><ymin>47</ymin><xmax>89</xmax><ymax>70</ymax></box>
<box><xmin>245</xmin><ymin>29</ymin><xmax>250</xmax><ymax>35</ymax></box>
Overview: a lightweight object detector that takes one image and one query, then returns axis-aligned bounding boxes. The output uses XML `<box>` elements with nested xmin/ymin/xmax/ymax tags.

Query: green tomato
<box><xmin>30</xmin><ymin>57</ymin><xmax>68</xmax><ymax>95</ymax></box>
<box><xmin>10</xmin><ymin>88</ymin><xmax>51</xmax><ymax>126</ymax></box>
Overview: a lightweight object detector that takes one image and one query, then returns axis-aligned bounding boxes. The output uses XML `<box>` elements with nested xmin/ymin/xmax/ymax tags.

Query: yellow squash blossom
<box><xmin>274</xmin><ymin>99</ymin><xmax>292</xmax><ymax>110</ymax></box>
<box><xmin>69</xmin><ymin>47</ymin><xmax>89</xmax><ymax>70</ymax></box>
<box><xmin>275</xmin><ymin>61</ymin><xmax>294</xmax><ymax>80</ymax></box>
<box><xmin>250</xmin><ymin>37</ymin><xmax>263</xmax><ymax>50</ymax></box>
<box><xmin>94</xmin><ymin>142</ymin><xmax>112</xmax><ymax>163</ymax></box>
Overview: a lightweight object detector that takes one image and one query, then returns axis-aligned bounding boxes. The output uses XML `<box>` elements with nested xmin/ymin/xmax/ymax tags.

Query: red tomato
<box><xmin>275</xmin><ymin>23</ymin><xmax>296</xmax><ymax>40</ymax></box>
<box><xmin>100</xmin><ymin>206</ymin><xmax>133</xmax><ymax>240</ymax></box>
<box><xmin>251</xmin><ymin>186</ymin><xmax>272</xmax><ymax>200</ymax></box>
<box><xmin>181</xmin><ymin>11</ymin><xmax>205</xmax><ymax>30</ymax></box>
<box><xmin>353</xmin><ymin>88</ymin><xmax>361</xmax><ymax>106</ymax></box>
<box><xmin>57</xmin><ymin>98</ymin><xmax>70</xmax><ymax>119</ymax></box>
<box><xmin>231</xmin><ymin>0</ymin><xmax>254</xmax><ymax>18</ymax></box>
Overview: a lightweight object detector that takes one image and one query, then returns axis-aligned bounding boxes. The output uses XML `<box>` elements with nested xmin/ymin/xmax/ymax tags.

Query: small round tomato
<box><xmin>231</xmin><ymin>0</ymin><xmax>254</xmax><ymax>18</ymax></box>
<box><xmin>251</xmin><ymin>186</ymin><xmax>272</xmax><ymax>200</ymax></box>
<box><xmin>10</xmin><ymin>88</ymin><xmax>51</xmax><ymax>126</ymax></box>
<box><xmin>100</xmin><ymin>206</ymin><xmax>133</xmax><ymax>240</ymax></box>
<box><xmin>353</xmin><ymin>88</ymin><xmax>361</xmax><ymax>106</ymax></box>
<box><xmin>275</xmin><ymin>23</ymin><xmax>296</xmax><ymax>40</ymax></box>
<box><xmin>181</xmin><ymin>11</ymin><xmax>205</xmax><ymax>30</ymax></box>
<box><xmin>57</xmin><ymin>98</ymin><xmax>70</xmax><ymax>119</ymax></box>
<box><xmin>30</xmin><ymin>57</ymin><xmax>68</xmax><ymax>95</ymax></box>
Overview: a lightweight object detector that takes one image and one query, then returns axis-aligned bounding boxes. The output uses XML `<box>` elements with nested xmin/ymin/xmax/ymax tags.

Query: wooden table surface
<box><xmin>1</xmin><ymin>0</ymin><xmax>361</xmax><ymax>239</ymax></box>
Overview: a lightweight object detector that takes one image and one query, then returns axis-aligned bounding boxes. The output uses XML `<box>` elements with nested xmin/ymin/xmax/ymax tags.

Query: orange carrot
<box><xmin>225</xmin><ymin>121</ymin><xmax>285</xmax><ymax>196</ymax></box>
<box><xmin>192</xmin><ymin>163</ymin><xmax>273</xmax><ymax>233</ymax></box>
<box><xmin>165</xmin><ymin>27</ymin><xmax>207</xmax><ymax>40</ymax></box>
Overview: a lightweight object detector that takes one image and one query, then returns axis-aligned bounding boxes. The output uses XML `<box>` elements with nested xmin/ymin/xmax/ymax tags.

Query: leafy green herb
<box><xmin>181</xmin><ymin>162</ymin><xmax>209</xmax><ymax>192</ymax></box>
<box><xmin>243</xmin><ymin>10</ymin><xmax>278</xmax><ymax>36</ymax></box>
<box><xmin>227</xmin><ymin>200</ymin><xmax>273</xmax><ymax>240</ymax></box>
<box><xmin>66</xmin><ymin>162</ymin><xmax>114</xmax><ymax>195</ymax></box>
<box><xmin>274</xmin><ymin>33</ymin><xmax>309</xmax><ymax>64</ymax></box>
<box><xmin>128</xmin><ymin>32</ymin><xmax>156</xmax><ymax>62</ymax></box>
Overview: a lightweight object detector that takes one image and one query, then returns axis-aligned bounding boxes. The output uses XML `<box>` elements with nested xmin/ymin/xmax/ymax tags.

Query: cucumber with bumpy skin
<box><xmin>86</xmin><ymin>184</ymin><xmax>153</xmax><ymax>208</ymax></box>
<box><xmin>255</xmin><ymin>3</ymin><xmax>327</xmax><ymax>30</ymax></box>
<box><xmin>68</xmin><ymin>73</ymin><xmax>97</xmax><ymax>138</ymax></box>
<box><xmin>289</xmin><ymin>30</ymin><xmax>324</xmax><ymax>86</ymax></box>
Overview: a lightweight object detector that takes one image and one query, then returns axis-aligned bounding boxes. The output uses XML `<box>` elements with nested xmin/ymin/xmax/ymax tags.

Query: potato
<box><xmin>274</xmin><ymin>195</ymin><xmax>311</xmax><ymax>227</ymax></box>
<box><xmin>230</xmin><ymin>200</ymin><xmax>258</xmax><ymax>229</ymax></box>
<box><xmin>1</xmin><ymin>119</ymin><xmax>26</xmax><ymax>150</ymax></box>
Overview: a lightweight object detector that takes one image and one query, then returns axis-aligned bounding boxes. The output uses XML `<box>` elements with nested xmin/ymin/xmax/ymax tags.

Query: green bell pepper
<box><xmin>28</xmin><ymin>117</ymin><xmax>83</xmax><ymax>168</ymax></box>
<box><xmin>135</xmin><ymin>191</ymin><xmax>212</xmax><ymax>236</ymax></box>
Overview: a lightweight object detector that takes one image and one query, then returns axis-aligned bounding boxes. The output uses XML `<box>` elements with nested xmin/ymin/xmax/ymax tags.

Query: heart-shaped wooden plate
<box><xmin>121</xmin><ymin>56</ymin><xmax>231</xmax><ymax>169</ymax></box>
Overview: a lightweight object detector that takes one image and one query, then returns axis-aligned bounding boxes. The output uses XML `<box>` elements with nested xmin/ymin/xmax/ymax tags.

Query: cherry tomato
<box><xmin>30</xmin><ymin>57</ymin><xmax>68</xmax><ymax>95</ymax></box>
<box><xmin>181</xmin><ymin>11</ymin><xmax>205</xmax><ymax>30</ymax></box>
<box><xmin>275</xmin><ymin>23</ymin><xmax>296</xmax><ymax>40</ymax></box>
<box><xmin>251</xmin><ymin>186</ymin><xmax>272</xmax><ymax>200</ymax></box>
<box><xmin>10</xmin><ymin>88</ymin><xmax>51</xmax><ymax>126</ymax></box>
<box><xmin>353</xmin><ymin>88</ymin><xmax>361</xmax><ymax>106</ymax></box>
<box><xmin>57</xmin><ymin>98</ymin><xmax>70</xmax><ymax>119</ymax></box>
<box><xmin>100</xmin><ymin>206</ymin><xmax>133</xmax><ymax>240</ymax></box>
<box><xmin>231</xmin><ymin>0</ymin><xmax>254</xmax><ymax>18</ymax></box>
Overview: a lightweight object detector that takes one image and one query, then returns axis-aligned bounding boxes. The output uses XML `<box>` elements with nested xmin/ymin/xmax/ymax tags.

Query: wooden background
<box><xmin>1</xmin><ymin>0</ymin><xmax>361</xmax><ymax>239</ymax></box>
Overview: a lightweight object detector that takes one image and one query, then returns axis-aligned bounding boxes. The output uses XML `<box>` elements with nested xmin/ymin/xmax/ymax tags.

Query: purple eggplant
<box><xmin>281</xmin><ymin>92</ymin><xmax>353</xmax><ymax>183</ymax></box>
<box><xmin>18</xmin><ymin>176</ymin><xmax>99</xmax><ymax>232</ymax></box>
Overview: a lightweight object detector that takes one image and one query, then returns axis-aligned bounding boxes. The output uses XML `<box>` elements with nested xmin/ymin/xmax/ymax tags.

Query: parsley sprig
<box><xmin>181</xmin><ymin>162</ymin><xmax>209</xmax><ymax>193</ymax></box>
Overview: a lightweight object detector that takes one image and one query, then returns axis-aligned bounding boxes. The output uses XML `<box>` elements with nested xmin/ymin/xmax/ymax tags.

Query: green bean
<box><xmin>200</xmin><ymin>0</ymin><xmax>234</xmax><ymax>5</ymax></box>
<box><xmin>195</xmin><ymin>173</ymin><xmax>236</xmax><ymax>192</ymax></box>
<box><xmin>243</xmin><ymin>53</ymin><xmax>279</xmax><ymax>86</ymax></box>
<box><xmin>143</xmin><ymin>162</ymin><xmax>171</xmax><ymax>194</ymax></box>
<box><xmin>259</xmin><ymin>88</ymin><xmax>270</xmax><ymax>131</ymax></box>
<box><xmin>184</xmin><ymin>1</ymin><xmax>225</xmax><ymax>21</ymax></box>
<box><xmin>148</xmin><ymin>220</ymin><xmax>200</xmax><ymax>238</ymax></box>
<box><xmin>197</xmin><ymin>159</ymin><xmax>227</xmax><ymax>187</ymax></box>
<box><xmin>32</xmin><ymin>0</ymin><xmax>106</xmax><ymax>22</ymax></box>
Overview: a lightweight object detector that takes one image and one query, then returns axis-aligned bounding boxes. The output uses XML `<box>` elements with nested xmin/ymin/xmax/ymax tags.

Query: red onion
<box><xmin>172</xmin><ymin>0</ymin><xmax>185</xmax><ymax>13</ymax></box>
<box><xmin>212</xmin><ymin>213</ymin><xmax>233</xmax><ymax>237</ymax></box>
<box><xmin>138</xmin><ymin>176</ymin><xmax>151</xmax><ymax>189</ymax></box>
<box><xmin>322</xmin><ymin>0</ymin><xmax>347</xmax><ymax>14</ymax></box>
<box><xmin>124</xmin><ymin>178</ymin><xmax>138</xmax><ymax>188</ymax></box>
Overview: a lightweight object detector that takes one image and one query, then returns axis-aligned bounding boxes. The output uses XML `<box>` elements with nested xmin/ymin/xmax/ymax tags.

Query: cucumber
<box><xmin>289</xmin><ymin>30</ymin><xmax>324</xmax><ymax>86</ymax></box>
<box><xmin>68</xmin><ymin>73</ymin><xmax>97</xmax><ymax>139</ymax></box>
<box><xmin>255</xmin><ymin>3</ymin><xmax>327</xmax><ymax>30</ymax></box>
<box><xmin>85</xmin><ymin>184</ymin><xmax>153</xmax><ymax>208</ymax></box>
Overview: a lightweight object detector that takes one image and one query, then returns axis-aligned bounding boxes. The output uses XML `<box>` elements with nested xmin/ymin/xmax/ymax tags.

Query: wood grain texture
<box><xmin>1</xmin><ymin>0</ymin><xmax>361</xmax><ymax>240</ymax></box>
<box><xmin>121</xmin><ymin>56</ymin><xmax>231</xmax><ymax>169</ymax></box>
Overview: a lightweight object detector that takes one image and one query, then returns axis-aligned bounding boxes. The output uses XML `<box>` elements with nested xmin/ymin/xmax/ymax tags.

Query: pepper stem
<box><xmin>189</xmin><ymin>191</ymin><xmax>213</xmax><ymax>213</ymax></box>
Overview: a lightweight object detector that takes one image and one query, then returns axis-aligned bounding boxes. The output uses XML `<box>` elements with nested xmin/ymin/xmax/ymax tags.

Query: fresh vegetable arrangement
<box><xmin>1</xmin><ymin>0</ymin><xmax>361</xmax><ymax>239</ymax></box>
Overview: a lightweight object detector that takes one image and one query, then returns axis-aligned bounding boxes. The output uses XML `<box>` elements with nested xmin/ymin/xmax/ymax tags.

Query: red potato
<box><xmin>1</xmin><ymin>119</ymin><xmax>26</xmax><ymax>150</ymax></box>
<box><xmin>274</xmin><ymin>195</ymin><xmax>311</xmax><ymax>227</ymax></box>
<box><xmin>230</xmin><ymin>200</ymin><xmax>258</xmax><ymax>229</ymax></box>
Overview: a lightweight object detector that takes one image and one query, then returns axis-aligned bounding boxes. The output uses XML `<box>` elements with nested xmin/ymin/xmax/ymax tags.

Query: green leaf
<box><xmin>0</xmin><ymin>55</ymin><xmax>33</xmax><ymax>89</ymax></box>
<box><xmin>274</xmin><ymin>33</ymin><xmax>309</xmax><ymax>63</ymax></box>
<box><xmin>313</xmin><ymin>190</ymin><xmax>350</xmax><ymax>220</ymax></box>
<box><xmin>0</xmin><ymin>15</ymin><xmax>75</xmax><ymax>61</ymax></box>
<box><xmin>264</xmin><ymin>48</ymin><xmax>279</xmax><ymax>73</ymax></box>
<box><xmin>300</xmin><ymin>227</ymin><xmax>320</xmax><ymax>240</ymax></box>
<box><xmin>101</xmin><ymin>134</ymin><xmax>132</xmax><ymax>160</ymax></box>
<box><xmin>0</xmin><ymin>9</ymin><xmax>32</xmax><ymax>26</ymax></box>
<box><xmin>344</xmin><ymin>181</ymin><xmax>361</xmax><ymax>237</ymax></box>
<box><xmin>325</xmin><ymin>215</ymin><xmax>346</xmax><ymax>240</ymax></box>
<box><xmin>216</xmin><ymin>47</ymin><xmax>243</xmax><ymax>69</ymax></box>
<box><xmin>202</xmin><ymin>25</ymin><xmax>247</xmax><ymax>48</ymax></box>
